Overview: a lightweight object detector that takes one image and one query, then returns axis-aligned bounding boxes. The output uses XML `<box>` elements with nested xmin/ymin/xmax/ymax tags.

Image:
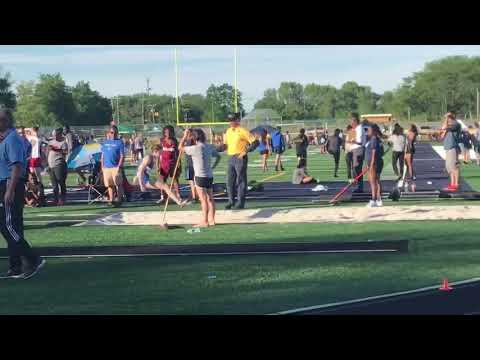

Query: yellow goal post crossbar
<box><xmin>174</xmin><ymin>47</ymin><xmax>238</xmax><ymax>127</ymax></box>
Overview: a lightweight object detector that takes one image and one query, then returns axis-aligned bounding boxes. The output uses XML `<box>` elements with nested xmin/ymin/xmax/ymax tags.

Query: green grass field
<box><xmin>1</xmin><ymin>145</ymin><xmax>479</xmax><ymax>314</ymax></box>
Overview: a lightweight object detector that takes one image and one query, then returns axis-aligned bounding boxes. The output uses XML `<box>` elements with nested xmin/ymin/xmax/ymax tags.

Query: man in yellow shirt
<box><xmin>221</xmin><ymin>113</ymin><xmax>258</xmax><ymax>209</ymax></box>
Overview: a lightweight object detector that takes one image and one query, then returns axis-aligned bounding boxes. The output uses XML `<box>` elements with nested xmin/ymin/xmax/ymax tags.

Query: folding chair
<box><xmin>86</xmin><ymin>159</ymin><xmax>108</xmax><ymax>204</ymax></box>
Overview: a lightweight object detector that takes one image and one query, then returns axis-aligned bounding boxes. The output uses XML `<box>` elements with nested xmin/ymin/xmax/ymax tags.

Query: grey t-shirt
<box><xmin>443</xmin><ymin>121</ymin><xmax>461</xmax><ymax>150</ymax></box>
<box><xmin>292</xmin><ymin>168</ymin><xmax>306</xmax><ymax>184</ymax></box>
<box><xmin>184</xmin><ymin>143</ymin><xmax>219</xmax><ymax>178</ymax></box>
<box><xmin>47</xmin><ymin>139</ymin><xmax>68</xmax><ymax>168</ymax></box>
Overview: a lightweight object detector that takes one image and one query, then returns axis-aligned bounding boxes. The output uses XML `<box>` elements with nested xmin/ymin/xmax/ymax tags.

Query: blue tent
<box><xmin>67</xmin><ymin>143</ymin><xmax>102</xmax><ymax>170</ymax></box>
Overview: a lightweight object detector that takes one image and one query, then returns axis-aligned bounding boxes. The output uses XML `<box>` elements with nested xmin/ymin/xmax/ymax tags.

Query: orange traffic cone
<box><xmin>439</xmin><ymin>278</ymin><xmax>453</xmax><ymax>291</ymax></box>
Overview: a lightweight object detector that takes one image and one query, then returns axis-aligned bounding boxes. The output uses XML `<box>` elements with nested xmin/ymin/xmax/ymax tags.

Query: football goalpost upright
<box><xmin>174</xmin><ymin>47</ymin><xmax>238</xmax><ymax>127</ymax></box>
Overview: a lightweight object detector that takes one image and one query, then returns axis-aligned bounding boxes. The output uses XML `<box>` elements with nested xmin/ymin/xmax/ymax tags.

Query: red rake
<box><xmin>329</xmin><ymin>167</ymin><xmax>369</xmax><ymax>205</ymax></box>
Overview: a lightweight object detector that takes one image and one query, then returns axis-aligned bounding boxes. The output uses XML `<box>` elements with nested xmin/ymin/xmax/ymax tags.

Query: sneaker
<box><xmin>280</xmin><ymin>166</ymin><xmax>285</xmax><ymax>171</ymax></box>
<box><xmin>0</xmin><ymin>269</ymin><xmax>25</xmax><ymax>279</ymax></box>
<box><xmin>376</xmin><ymin>200</ymin><xmax>383</xmax><ymax>207</ymax></box>
<box><xmin>366</xmin><ymin>200</ymin><xmax>377</xmax><ymax>208</ymax></box>
<box><xmin>442</xmin><ymin>184</ymin><xmax>456</xmax><ymax>192</ymax></box>
<box><xmin>225</xmin><ymin>203</ymin><xmax>234</xmax><ymax>210</ymax></box>
<box><xmin>23</xmin><ymin>259</ymin><xmax>46</xmax><ymax>280</ymax></box>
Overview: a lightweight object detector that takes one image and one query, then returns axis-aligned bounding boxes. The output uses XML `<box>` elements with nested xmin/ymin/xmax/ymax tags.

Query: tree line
<box><xmin>254</xmin><ymin>56</ymin><xmax>480</xmax><ymax>122</ymax></box>
<box><xmin>1</xmin><ymin>55</ymin><xmax>480</xmax><ymax>127</ymax></box>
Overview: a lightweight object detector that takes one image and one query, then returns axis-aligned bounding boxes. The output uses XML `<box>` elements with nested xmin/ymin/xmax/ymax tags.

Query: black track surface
<box><xmin>288</xmin><ymin>280</ymin><xmax>480</xmax><ymax>315</ymax></box>
<box><xmin>0</xmin><ymin>240</ymin><xmax>408</xmax><ymax>257</ymax></box>
<box><xmin>57</xmin><ymin>143</ymin><xmax>476</xmax><ymax>203</ymax></box>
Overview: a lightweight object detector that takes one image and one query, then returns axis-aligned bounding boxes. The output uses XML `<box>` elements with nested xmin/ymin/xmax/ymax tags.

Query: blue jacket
<box><xmin>271</xmin><ymin>130</ymin><xmax>285</xmax><ymax>150</ymax></box>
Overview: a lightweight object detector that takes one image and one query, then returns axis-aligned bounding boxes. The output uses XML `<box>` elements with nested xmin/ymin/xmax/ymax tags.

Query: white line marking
<box><xmin>271</xmin><ymin>277</ymin><xmax>480</xmax><ymax>315</ymax></box>
<box><xmin>0</xmin><ymin>249</ymin><xmax>399</xmax><ymax>259</ymax></box>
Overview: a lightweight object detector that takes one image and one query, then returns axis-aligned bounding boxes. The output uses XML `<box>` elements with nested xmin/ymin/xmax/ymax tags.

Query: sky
<box><xmin>1</xmin><ymin>45</ymin><xmax>479</xmax><ymax>111</ymax></box>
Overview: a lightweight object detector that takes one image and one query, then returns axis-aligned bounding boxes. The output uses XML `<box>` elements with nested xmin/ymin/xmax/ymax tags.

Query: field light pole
<box><xmin>116</xmin><ymin>96</ymin><xmax>120</xmax><ymax>125</ymax></box>
<box><xmin>174</xmin><ymin>48</ymin><xmax>180</xmax><ymax>125</ymax></box>
<box><xmin>234</xmin><ymin>47</ymin><xmax>238</xmax><ymax>115</ymax></box>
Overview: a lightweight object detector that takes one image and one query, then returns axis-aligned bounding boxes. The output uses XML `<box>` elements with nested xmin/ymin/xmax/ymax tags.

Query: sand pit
<box><xmin>79</xmin><ymin>205</ymin><xmax>480</xmax><ymax>226</ymax></box>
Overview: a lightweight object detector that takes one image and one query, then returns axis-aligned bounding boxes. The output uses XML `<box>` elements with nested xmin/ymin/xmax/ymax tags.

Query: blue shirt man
<box><xmin>101</xmin><ymin>139</ymin><xmax>125</xmax><ymax>168</ymax></box>
<box><xmin>0</xmin><ymin>129</ymin><xmax>26</xmax><ymax>181</ymax></box>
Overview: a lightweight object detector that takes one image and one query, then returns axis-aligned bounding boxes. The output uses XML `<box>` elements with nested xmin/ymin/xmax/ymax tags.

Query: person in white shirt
<box><xmin>347</xmin><ymin>113</ymin><xmax>365</xmax><ymax>193</ymax></box>
<box><xmin>27</xmin><ymin>126</ymin><xmax>45</xmax><ymax>199</ymax></box>
<box><xmin>388</xmin><ymin>123</ymin><xmax>406</xmax><ymax>180</ymax></box>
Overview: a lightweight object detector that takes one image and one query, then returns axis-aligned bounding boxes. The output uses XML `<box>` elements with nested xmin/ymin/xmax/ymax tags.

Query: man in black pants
<box><xmin>0</xmin><ymin>109</ymin><xmax>45</xmax><ymax>280</ymax></box>
<box><xmin>221</xmin><ymin>113</ymin><xmax>258</xmax><ymax>210</ymax></box>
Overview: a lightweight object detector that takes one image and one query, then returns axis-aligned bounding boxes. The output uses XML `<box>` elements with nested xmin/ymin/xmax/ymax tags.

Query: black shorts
<box><xmin>195</xmin><ymin>176</ymin><xmax>213</xmax><ymax>189</ymax></box>
<box><xmin>273</xmin><ymin>147</ymin><xmax>284</xmax><ymax>154</ymax></box>
<box><xmin>185</xmin><ymin>165</ymin><xmax>195</xmax><ymax>181</ymax></box>
<box><xmin>259</xmin><ymin>150</ymin><xmax>269</xmax><ymax>156</ymax></box>
<box><xmin>375</xmin><ymin>159</ymin><xmax>384</xmax><ymax>176</ymax></box>
<box><xmin>297</xmin><ymin>151</ymin><xmax>307</xmax><ymax>159</ymax></box>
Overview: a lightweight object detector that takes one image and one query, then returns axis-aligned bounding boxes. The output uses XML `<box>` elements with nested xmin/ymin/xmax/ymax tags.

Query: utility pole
<box><xmin>477</xmin><ymin>88</ymin><xmax>479</xmax><ymax>121</ymax></box>
<box><xmin>116</xmin><ymin>96</ymin><xmax>120</xmax><ymax>124</ymax></box>
<box><xmin>407</xmin><ymin>107</ymin><xmax>411</xmax><ymax>122</ymax></box>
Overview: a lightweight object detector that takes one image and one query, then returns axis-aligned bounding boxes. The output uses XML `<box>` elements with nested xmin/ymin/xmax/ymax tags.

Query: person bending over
<box><xmin>134</xmin><ymin>144</ymin><xmax>187</xmax><ymax>207</ymax></box>
<box><xmin>180</xmin><ymin>128</ymin><xmax>221</xmax><ymax>227</ymax></box>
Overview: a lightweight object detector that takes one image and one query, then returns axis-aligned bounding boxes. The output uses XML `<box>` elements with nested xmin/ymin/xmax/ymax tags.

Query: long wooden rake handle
<box><xmin>162</xmin><ymin>147</ymin><xmax>184</xmax><ymax>223</ymax></box>
<box><xmin>329</xmin><ymin>167</ymin><xmax>369</xmax><ymax>204</ymax></box>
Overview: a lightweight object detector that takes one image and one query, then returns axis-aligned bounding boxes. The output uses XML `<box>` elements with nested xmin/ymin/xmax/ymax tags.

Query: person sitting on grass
<box><xmin>294</xmin><ymin>128</ymin><xmax>309</xmax><ymax>168</ymax></box>
<box><xmin>257</xmin><ymin>128</ymin><xmax>271</xmax><ymax>172</ymax></box>
<box><xmin>327</xmin><ymin>128</ymin><xmax>342</xmax><ymax>178</ymax></box>
<box><xmin>364</xmin><ymin>124</ymin><xmax>384</xmax><ymax>208</ymax></box>
<box><xmin>133</xmin><ymin>144</ymin><xmax>187</xmax><ymax>207</ymax></box>
<box><xmin>292</xmin><ymin>158</ymin><xmax>316</xmax><ymax>185</ymax></box>
<box><xmin>180</xmin><ymin>128</ymin><xmax>221</xmax><ymax>227</ymax></box>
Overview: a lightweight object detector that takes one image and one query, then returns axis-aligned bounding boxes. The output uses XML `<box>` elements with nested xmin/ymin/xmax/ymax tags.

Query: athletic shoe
<box><xmin>442</xmin><ymin>184</ymin><xmax>457</xmax><ymax>192</ymax></box>
<box><xmin>366</xmin><ymin>200</ymin><xmax>377</xmax><ymax>208</ymax></box>
<box><xmin>156</xmin><ymin>198</ymin><xmax>165</xmax><ymax>204</ymax></box>
<box><xmin>0</xmin><ymin>269</ymin><xmax>25</xmax><ymax>279</ymax></box>
<box><xmin>280</xmin><ymin>166</ymin><xmax>285</xmax><ymax>171</ymax></box>
<box><xmin>23</xmin><ymin>259</ymin><xmax>46</xmax><ymax>280</ymax></box>
<box><xmin>225</xmin><ymin>203</ymin><xmax>234</xmax><ymax>210</ymax></box>
<box><xmin>412</xmin><ymin>176</ymin><xmax>417</xmax><ymax>181</ymax></box>
<box><xmin>376</xmin><ymin>200</ymin><xmax>383</xmax><ymax>207</ymax></box>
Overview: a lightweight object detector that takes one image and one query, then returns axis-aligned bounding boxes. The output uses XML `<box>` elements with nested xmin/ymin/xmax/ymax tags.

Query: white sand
<box><xmin>79</xmin><ymin>205</ymin><xmax>480</xmax><ymax>226</ymax></box>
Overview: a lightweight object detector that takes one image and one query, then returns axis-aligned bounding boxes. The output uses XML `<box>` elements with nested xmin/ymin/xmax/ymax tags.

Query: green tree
<box><xmin>206</xmin><ymin>83</ymin><xmax>243</xmax><ymax>121</ymax></box>
<box><xmin>254</xmin><ymin>88</ymin><xmax>283</xmax><ymax>113</ymax></box>
<box><xmin>0</xmin><ymin>69</ymin><xmax>16</xmax><ymax>110</ymax></box>
<box><xmin>72</xmin><ymin>81</ymin><xmax>112</xmax><ymax>126</ymax></box>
